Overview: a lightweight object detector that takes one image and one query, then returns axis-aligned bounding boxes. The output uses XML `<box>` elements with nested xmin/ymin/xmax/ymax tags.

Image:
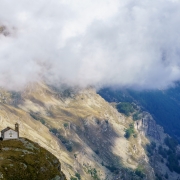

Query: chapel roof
<box><xmin>1</xmin><ymin>127</ymin><xmax>16</xmax><ymax>133</ymax></box>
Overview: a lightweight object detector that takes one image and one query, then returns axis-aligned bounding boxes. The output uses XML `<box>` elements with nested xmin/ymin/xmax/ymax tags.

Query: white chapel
<box><xmin>0</xmin><ymin>123</ymin><xmax>19</xmax><ymax>140</ymax></box>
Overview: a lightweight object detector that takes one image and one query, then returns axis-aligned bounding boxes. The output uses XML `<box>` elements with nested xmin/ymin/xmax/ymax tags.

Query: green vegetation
<box><xmin>96</xmin><ymin>119</ymin><xmax>100</xmax><ymax>125</ymax></box>
<box><xmin>116</xmin><ymin>102</ymin><xmax>135</xmax><ymax>116</ymax></box>
<box><xmin>164</xmin><ymin>137</ymin><xmax>178</xmax><ymax>152</ymax></box>
<box><xmin>70</xmin><ymin>176</ymin><xmax>78</xmax><ymax>180</ymax></box>
<box><xmin>70</xmin><ymin>177</ymin><xmax>77</xmax><ymax>180</ymax></box>
<box><xmin>40</xmin><ymin>119</ymin><xmax>45</xmax><ymax>124</ymax></box>
<box><xmin>116</xmin><ymin>101</ymin><xmax>142</xmax><ymax>121</ymax></box>
<box><xmin>101</xmin><ymin>162</ymin><xmax>119</xmax><ymax>173</ymax></box>
<box><xmin>0</xmin><ymin>138</ymin><xmax>66</xmax><ymax>180</ymax></box>
<box><xmin>50</xmin><ymin>128</ymin><xmax>58</xmax><ymax>134</ymax></box>
<box><xmin>135</xmin><ymin>166</ymin><xmax>145</xmax><ymax>178</ymax></box>
<box><xmin>87</xmin><ymin>168</ymin><xmax>100</xmax><ymax>180</ymax></box>
<box><xmin>94</xmin><ymin>149</ymin><xmax>99</xmax><ymax>155</ymax></box>
<box><xmin>74</xmin><ymin>154</ymin><xmax>77</xmax><ymax>158</ymax></box>
<box><xmin>124</xmin><ymin>123</ymin><xmax>135</xmax><ymax>139</ymax></box>
<box><xmin>157</xmin><ymin>137</ymin><xmax>180</xmax><ymax>174</ymax></box>
<box><xmin>166</xmin><ymin>153</ymin><xmax>180</xmax><ymax>173</ymax></box>
<box><xmin>98</xmin><ymin>85</ymin><xmax>180</xmax><ymax>141</ymax></box>
<box><xmin>103</xmin><ymin>165</ymin><xmax>118</xmax><ymax>173</ymax></box>
<box><xmin>146</xmin><ymin>142</ymin><xmax>156</xmax><ymax>156</ymax></box>
<box><xmin>158</xmin><ymin>146</ymin><xmax>167</xmax><ymax>158</ymax></box>
<box><xmin>70</xmin><ymin>173</ymin><xmax>81</xmax><ymax>180</ymax></box>
<box><xmin>64</xmin><ymin>123</ymin><xmax>69</xmax><ymax>128</ymax></box>
<box><xmin>85</xmin><ymin>165</ymin><xmax>100</xmax><ymax>180</ymax></box>
<box><xmin>133</xmin><ymin>112</ymin><xmax>141</xmax><ymax>121</ymax></box>
<box><xmin>30</xmin><ymin>112</ymin><xmax>46</xmax><ymax>125</ymax></box>
<box><xmin>75</xmin><ymin>173</ymin><xmax>81</xmax><ymax>180</ymax></box>
<box><xmin>50</xmin><ymin>128</ymin><xmax>73</xmax><ymax>152</ymax></box>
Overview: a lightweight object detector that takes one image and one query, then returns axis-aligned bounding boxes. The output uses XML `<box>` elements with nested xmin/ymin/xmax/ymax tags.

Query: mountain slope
<box><xmin>0</xmin><ymin>138</ymin><xmax>66</xmax><ymax>180</ymax></box>
<box><xmin>98</xmin><ymin>85</ymin><xmax>180</xmax><ymax>141</ymax></box>
<box><xmin>0</xmin><ymin>83</ymin><xmax>179</xmax><ymax>179</ymax></box>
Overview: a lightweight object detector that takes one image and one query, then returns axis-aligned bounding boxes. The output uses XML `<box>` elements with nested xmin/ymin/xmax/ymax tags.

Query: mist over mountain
<box><xmin>2</xmin><ymin>1</ymin><xmax>180</xmax><ymax>180</ymax></box>
<box><xmin>1</xmin><ymin>0</ymin><xmax>180</xmax><ymax>90</ymax></box>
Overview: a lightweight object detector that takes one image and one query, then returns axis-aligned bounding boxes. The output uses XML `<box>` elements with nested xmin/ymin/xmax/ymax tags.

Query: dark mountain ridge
<box><xmin>98</xmin><ymin>83</ymin><xmax>180</xmax><ymax>141</ymax></box>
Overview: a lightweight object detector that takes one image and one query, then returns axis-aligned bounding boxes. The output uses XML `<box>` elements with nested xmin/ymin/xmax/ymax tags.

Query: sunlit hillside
<box><xmin>0</xmin><ymin>83</ymin><xmax>179</xmax><ymax>179</ymax></box>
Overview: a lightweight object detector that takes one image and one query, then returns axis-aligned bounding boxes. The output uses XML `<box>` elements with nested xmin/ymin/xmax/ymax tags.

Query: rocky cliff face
<box><xmin>0</xmin><ymin>138</ymin><xmax>66</xmax><ymax>180</ymax></box>
<box><xmin>135</xmin><ymin>112</ymin><xmax>180</xmax><ymax>180</ymax></box>
<box><xmin>0</xmin><ymin>83</ymin><xmax>179</xmax><ymax>180</ymax></box>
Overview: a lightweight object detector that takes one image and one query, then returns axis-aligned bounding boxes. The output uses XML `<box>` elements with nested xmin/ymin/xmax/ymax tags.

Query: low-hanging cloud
<box><xmin>1</xmin><ymin>0</ymin><xmax>180</xmax><ymax>90</ymax></box>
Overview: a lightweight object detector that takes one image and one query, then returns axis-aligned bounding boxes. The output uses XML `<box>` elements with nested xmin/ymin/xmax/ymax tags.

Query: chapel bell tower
<box><xmin>15</xmin><ymin>123</ymin><xmax>19</xmax><ymax>137</ymax></box>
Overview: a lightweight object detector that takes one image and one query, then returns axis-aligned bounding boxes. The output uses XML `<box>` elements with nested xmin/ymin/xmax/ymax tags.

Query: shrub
<box><xmin>146</xmin><ymin>145</ymin><xmax>153</xmax><ymax>156</ymax></box>
<box><xmin>124</xmin><ymin>123</ymin><xmax>134</xmax><ymax>139</ymax></box>
<box><xmin>66</xmin><ymin>144</ymin><xmax>73</xmax><ymax>152</ymax></box>
<box><xmin>94</xmin><ymin>150</ymin><xmax>99</xmax><ymax>155</ymax></box>
<box><xmin>124</xmin><ymin>129</ymin><xmax>131</xmax><ymax>139</ymax></box>
<box><xmin>165</xmin><ymin>172</ymin><xmax>168</xmax><ymax>179</ymax></box>
<box><xmin>164</xmin><ymin>137</ymin><xmax>178</xmax><ymax>152</ymax></box>
<box><xmin>40</xmin><ymin>119</ymin><xmax>45</xmax><ymax>125</ymax></box>
<box><xmin>87</xmin><ymin>167</ymin><xmax>100</xmax><ymax>180</ymax></box>
<box><xmin>167</xmin><ymin>153</ymin><xmax>180</xmax><ymax>173</ymax></box>
<box><xmin>147</xmin><ymin>142</ymin><xmax>156</xmax><ymax>156</ymax></box>
<box><xmin>135</xmin><ymin>167</ymin><xmax>145</xmax><ymax>178</ymax></box>
<box><xmin>30</xmin><ymin>113</ymin><xmax>46</xmax><ymax>125</ymax></box>
<box><xmin>50</xmin><ymin>128</ymin><xmax>73</xmax><ymax>152</ymax></box>
<box><xmin>50</xmin><ymin>128</ymin><xmax>58</xmax><ymax>134</ymax></box>
<box><xmin>75</xmin><ymin>173</ymin><xmax>81</xmax><ymax>180</ymax></box>
<box><xmin>151</xmin><ymin>142</ymin><xmax>156</xmax><ymax>149</ymax></box>
<box><xmin>133</xmin><ymin>112</ymin><xmax>140</xmax><ymax>121</ymax></box>
<box><xmin>64</xmin><ymin>123</ymin><xmax>69</xmax><ymax>128</ymax></box>
<box><xmin>104</xmin><ymin>165</ymin><xmax>118</xmax><ymax>173</ymax></box>
<box><xmin>116</xmin><ymin>102</ymin><xmax>134</xmax><ymax>116</ymax></box>
<box><xmin>158</xmin><ymin>146</ymin><xmax>167</xmax><ymax>158</ymax></box>
<box><xmin>70</xmin><ymin>177</ymin><xmax>77</xmax><ymax>180</ymax></box>
<box><xmin>96</xmin><ymin>119</ymin><xmax>100</xmax><ymax>125</ymax></box>
<box><xmin>158</xmin><ymin>141</ymin><xmax>180</xmax><ymax>174</ymax></box>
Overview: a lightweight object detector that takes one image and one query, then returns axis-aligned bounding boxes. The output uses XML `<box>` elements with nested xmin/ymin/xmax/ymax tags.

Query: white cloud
<box><xmin>0</xmin><ymin>0</ymin><xmax>180</xmax><ymax>90</ymax></box>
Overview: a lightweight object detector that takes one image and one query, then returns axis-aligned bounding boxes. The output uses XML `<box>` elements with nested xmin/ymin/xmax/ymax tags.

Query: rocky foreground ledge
<box><xmin>0</xmin><ymin>138</ymin><xmax>66</xmax><ymax>180</ymax></box>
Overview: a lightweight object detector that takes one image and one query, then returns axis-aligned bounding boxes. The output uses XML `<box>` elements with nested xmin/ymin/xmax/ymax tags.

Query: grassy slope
<box><xmin>1</xmin><ymin>83</ymin><xmax>178</xmax><ymax>179</ymax></box>
<box><xmin>0</xmin><ymin>138</ymin><xmax>66</xmax><ymax>180</ymax></box>
<box><xmin>18</xmin><ymin>84</ymin><xmax>154</xmax><ymax>179</ymax></box>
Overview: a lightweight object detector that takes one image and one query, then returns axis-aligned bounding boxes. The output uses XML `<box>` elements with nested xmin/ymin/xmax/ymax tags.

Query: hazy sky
<box><xmin>0</xmin><ymin>0</ymin><xmax>180</xmax><ymax>90</ymax></box>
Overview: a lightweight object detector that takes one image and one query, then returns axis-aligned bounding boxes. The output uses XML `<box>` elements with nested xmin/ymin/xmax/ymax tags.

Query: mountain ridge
<box><xmin>0</xmin><ymin>83</ymin><xmax>179</xmax><ymax>179</ymax></box>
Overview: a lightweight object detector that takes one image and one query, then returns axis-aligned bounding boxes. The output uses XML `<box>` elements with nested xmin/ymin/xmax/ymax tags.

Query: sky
<box><xmin>0</xmin><ymin>0</ymin><xmax>180</xmax><ymax>90</ymax></box>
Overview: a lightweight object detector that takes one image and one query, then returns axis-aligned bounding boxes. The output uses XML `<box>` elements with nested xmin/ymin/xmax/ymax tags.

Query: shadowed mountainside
<box><xmin>98</xmin><ymin>85</ymin><xmax>180</xmax><ymax>141</ymax></box>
